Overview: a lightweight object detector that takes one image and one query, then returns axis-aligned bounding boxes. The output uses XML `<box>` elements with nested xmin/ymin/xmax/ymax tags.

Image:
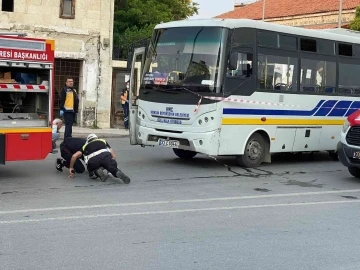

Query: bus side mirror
<box><xmin>229</xmin><ymin>53</ymin><xmax>237</xmax><ymax>71</ymax></box>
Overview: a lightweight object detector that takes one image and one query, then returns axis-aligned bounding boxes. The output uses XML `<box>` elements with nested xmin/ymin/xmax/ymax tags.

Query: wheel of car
<box><xmin>173</xmin><ymin>148</ymin><xmax>197</xmax><ymax>160</ymax></box>
<box><xmin>348</xmin><ymin>167</ymin><xmax>360</xmax><ymax>178</ymax></box>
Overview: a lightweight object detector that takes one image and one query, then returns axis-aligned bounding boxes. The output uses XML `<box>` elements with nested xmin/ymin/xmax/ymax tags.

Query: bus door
<box><xmin>129</xmin><ymin>47</ymin><xmax>146</xmax><ymax>145</ymax></box>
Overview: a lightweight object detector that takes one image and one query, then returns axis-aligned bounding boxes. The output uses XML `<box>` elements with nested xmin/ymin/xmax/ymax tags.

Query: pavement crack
<box><xmin>254</xmin><ymin>188</ymin><xmax>271</xmax><ymax>192</ymax></box>
<box><xmin>341</xmin><ymin>195</ymin><xmax>358</xmax><ymax>200</ymax></box>
<box><xmin>281</xmin><ymin>179</ymin><xmax>323</xmax><ymax>188</ymax></box>
<box><xmin>1</xmin><ymin>191</ymin><xmax>17</xmax><ymax>195</ymax></box>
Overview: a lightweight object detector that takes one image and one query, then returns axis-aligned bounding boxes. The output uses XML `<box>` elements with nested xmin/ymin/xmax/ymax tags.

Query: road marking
<box><xmin>0</xmin><ymin>199</ymin><xmax>359</xmax><ymax>225</ymax></box>
<box><xmin>1</xmin><ymin>189</ymin><xmax>360</xmax><ymax>215</ymax></box>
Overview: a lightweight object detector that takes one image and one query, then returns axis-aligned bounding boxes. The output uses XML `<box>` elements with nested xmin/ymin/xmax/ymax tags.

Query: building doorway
<box><xmin>111</xmin><ymin>68</ymin><xmax>130</xmax><ymax>128</ymax></box>
<box><xmin>53</xmin><ymin>59</ymin><xmax>82</xmax><ymax>119</ymax></box>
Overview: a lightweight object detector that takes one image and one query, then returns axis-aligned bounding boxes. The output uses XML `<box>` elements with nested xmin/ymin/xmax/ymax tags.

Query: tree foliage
<box><xmin>349</xmin><ymin>6</ymin><xmax>360</xmax><ymax>31</ymax></box>
<box><xmin>113</xmin><ymin>0</ymin><xmax>199</xmax><ymax>58</ymax></box>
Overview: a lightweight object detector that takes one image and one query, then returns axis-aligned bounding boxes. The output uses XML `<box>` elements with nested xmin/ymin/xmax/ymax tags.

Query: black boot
<box><xmin>116</xmin><ymin>169</ymin><xmax>130</xmax><ymax>184</ymax></box>
<box><xmin>55</xmin><ymin>158</ymin><xmax>64</xmax><ymax>172</ymax></box>
<box><xmin>95</xmin><ymin>168</ymin><xmax>108</xmax><ymax>182</ymax></box>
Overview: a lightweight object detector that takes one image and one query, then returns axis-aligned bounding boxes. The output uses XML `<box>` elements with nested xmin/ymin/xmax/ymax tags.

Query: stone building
<box><xmin>216</xmin><ymin>0</ymin><xmax>359</xmax><ymax>29</ymax></box>
<box><xmin>0</xmin><ymin>0</ymin><xmax>115</xmax><ymax>128</ymax></box>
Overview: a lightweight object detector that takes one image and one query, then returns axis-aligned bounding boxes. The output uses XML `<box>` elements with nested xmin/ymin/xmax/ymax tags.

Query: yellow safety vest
<box><xmin>82</xmin><ymin>138</ymin><xmax>107</xmax><ymax>152</ymax></box>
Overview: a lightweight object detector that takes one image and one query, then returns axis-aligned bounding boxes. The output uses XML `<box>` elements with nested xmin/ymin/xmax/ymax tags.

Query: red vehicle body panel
<box><xmin>0</xmin><ymin>35</ymin><xmax>55</xmax><ymax>164</ymax></box>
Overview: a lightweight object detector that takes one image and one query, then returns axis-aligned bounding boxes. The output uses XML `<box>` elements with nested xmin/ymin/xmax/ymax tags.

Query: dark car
<box><xmin>337</xmin><ymin>109</ymin><xmax>360</xmax><ymax>178</ymax></box>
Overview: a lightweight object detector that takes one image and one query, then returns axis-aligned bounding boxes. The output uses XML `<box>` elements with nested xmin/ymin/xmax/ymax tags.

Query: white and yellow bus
<box><xmin>128</xmin><ymin>19</ymin><xmax>360</xmax><ymax>168</ymax></box>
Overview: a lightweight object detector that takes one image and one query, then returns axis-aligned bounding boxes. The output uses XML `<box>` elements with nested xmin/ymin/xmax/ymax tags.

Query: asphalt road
<box><xmin>1</xmin><ymin>138</ymin><xmax>360</xmax><ymax>270</ymax></box>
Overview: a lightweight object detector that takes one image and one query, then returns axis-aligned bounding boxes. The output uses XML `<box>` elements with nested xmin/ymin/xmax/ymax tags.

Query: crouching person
<box><xmin>68</xmin><ymin>134</ymin><xmax>130</xmax><ymax>184</ymax></box>
<box><xmin>52</xmin><ymin>118</ymin><xmax>63</xmax><ymax>150</ymax></box>
<box><xmin>56</xmin><ymin>137</ymin><xmax>97</xmax><ymax>179</ymax></box>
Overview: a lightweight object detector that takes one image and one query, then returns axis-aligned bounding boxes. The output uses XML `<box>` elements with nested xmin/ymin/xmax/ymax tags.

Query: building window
<box><xmin>60</xmin><ymin>0</ymin><xmax>75</xmax><ymax>19</ymax></box>
<box><xmin>2</xmin><ymin>0</ymin><xmax>14</xmax><ymax>12</ymax></box>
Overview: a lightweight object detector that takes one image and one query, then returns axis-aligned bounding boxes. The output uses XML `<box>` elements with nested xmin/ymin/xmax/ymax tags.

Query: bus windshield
<box><xmin>141</xmin><ymin>27</ymin><xmax>224</xmax><ymax>93</ymax></box>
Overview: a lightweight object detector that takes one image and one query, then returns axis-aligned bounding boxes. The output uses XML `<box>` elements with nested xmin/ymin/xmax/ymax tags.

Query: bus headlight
<box><xmin>342</xmin><ymin>119</ymin><xmax>350</xmax><ymax>133</ymax></box>
<box><xmin>137</xmin><ymin>108</ymin><xmax>147</xmax><ymax>120</ymax></box>
<box><xmin>197</xmin><ymin>114</ymin><xmax>215</xmax><ymax>126</ymax></box>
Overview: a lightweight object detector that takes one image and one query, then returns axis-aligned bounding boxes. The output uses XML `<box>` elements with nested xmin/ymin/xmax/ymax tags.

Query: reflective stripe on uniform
<box><xmin>83</xmin><ymin>149</ymin><xmax>109</xmax><ymax>164</ymax></box>
<box><xmin>82</xmin><ymin>138</ymin><xmax>107</xmax><ymax>152</ymax></box>
<box><xmin>82</xmin><ymin>138</ymin><xmax>109</xmax><ymax>164</ymax></box>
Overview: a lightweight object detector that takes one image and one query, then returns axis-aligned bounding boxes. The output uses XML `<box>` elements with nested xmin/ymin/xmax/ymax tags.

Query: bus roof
<box><xmin>154</xmin><ymin>19</ymin><xmax>360</xmax><ymax>44</ymax></box>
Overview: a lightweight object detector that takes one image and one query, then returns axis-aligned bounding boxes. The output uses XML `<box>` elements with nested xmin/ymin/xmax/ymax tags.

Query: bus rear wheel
<box><xmin>236</xmin><ymin>133</ymin><xmax>266</xmax><ymax>168</ymax></box>
<box><xmin>173</xmin><ymin>149</ymin><xmax>197</xmax><ymax>160</ymax></box>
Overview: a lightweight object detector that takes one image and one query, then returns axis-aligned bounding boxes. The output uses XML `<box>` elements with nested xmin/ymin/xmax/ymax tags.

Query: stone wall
<box><xmin>266</xmin><ymin>10</ymin><xmax>356</xmax><ymax>28</ymax></box>
<box><xmin>0</xmin><ymin>0</ymin><xmax>114</xmax><ymax>128</ymax></box>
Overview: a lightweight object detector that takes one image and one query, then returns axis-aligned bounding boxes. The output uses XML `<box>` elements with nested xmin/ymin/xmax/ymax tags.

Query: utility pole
<box><xmin>262</xmin><ymin>0</ymin><xmax>266</xmax><ymax>21</ymax></box>
<box><xmin>338</xmin><ymin>0</ymin><xmax>343</xmax><ymax>28</ymax></box>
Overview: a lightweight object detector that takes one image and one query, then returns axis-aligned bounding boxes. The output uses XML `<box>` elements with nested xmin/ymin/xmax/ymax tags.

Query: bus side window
<box><xmin>227</xmin><ymin>52</ymin><xmax>253</xmax><ymax>78</ymax></box>
<box><xmin>257</xmin><ymin>54</ymin><xmax>298</xmax><ymax>91</ymax></box>
<box><xmin>300</xmin><ymin>59</ymin><xmax>336</xmax><ymax>93</ymax></box>
<box><xmin>339</xmin><ymin>62</ymin><xmax>360</xmax><ymax>95</ymax></box>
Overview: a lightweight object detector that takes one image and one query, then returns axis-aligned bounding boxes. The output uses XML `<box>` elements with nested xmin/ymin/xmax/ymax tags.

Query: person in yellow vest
<box><xmin>59</xmin><ymin>77</ymin><xmax>79</xmax><ymax>138</ymax></box>
<box><xmin>120</xmin><ymin>80</ymin><xmax>130</xmax><ymax>130</ymax></box>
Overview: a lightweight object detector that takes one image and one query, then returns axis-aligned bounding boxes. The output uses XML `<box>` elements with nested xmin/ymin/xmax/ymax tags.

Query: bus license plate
<box><xmin>158</xmin><ymin>139</ymin><xmax>179</xmax><ymax>148</ymax></box>
<box><xmin>353</xmin><ymin>151</ymin><xmax>360</xmax><ymax>159</ymax></box>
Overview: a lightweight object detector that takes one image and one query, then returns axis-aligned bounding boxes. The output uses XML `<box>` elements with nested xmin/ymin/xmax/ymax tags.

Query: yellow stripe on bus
<box><xmin>0</xmin><ymin>127</ymin><xmax>51</xmax><ymax>134</ymax></box>
<box><xmin>222</xmin><ymin>118</ymin><xmax>346</xmax><ymax>126</ymax></box>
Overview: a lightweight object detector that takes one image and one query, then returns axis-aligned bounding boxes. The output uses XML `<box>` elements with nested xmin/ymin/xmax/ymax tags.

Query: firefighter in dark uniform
<box><xmin>55</xmin><ymin>137</ymin><xmax>97</xmax><ymax>179</ymax></box>
<box><xmin>68</xmin><ymin>133</ymin><xmax>130</xmax><ymax>184</ymax></box>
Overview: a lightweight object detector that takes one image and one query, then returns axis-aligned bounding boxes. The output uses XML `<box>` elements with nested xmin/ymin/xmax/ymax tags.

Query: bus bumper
<box><xmin>137</xmin><ymin>125</ymin><xmax>220</xmax><ymax>156</ymax></box>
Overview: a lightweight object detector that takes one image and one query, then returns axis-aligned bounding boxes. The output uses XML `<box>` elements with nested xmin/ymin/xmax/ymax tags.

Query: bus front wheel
<box><xmin>173</xmin><ymin>149</ymin><xmax>197</xmax><ymax>160</ymax></box>
<box><xmin>236</xmin><ymin>133</ymin><xmax>266</xmax><ymax>168</ymax></box>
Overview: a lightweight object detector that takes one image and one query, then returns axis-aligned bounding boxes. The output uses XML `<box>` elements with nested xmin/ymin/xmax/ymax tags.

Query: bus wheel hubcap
<box><xmin>247</xmin><ymin>140</ymin><xmax>262</xmax><ymax>160</ymax></box>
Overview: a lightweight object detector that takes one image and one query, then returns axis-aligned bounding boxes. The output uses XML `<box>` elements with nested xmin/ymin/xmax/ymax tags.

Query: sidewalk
<box><xmin>59</xmin><ymin>126</ymin><xmax>129</xmax><ymax>139</ymax></box>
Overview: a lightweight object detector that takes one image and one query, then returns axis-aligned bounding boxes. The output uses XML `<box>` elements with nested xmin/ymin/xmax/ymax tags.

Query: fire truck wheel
<box><xmin>348</xmin><ymin>167</ymin><xmax>360</xmax><ymax>178</ymax></box>
<box><xmin>236</xmin><ymin>133</ymin><xmax>265</xmax><ymax>168</ymax></box>
<box><xmin>173</xmin><ymin>149</ymin><xmax>197</xmax><ymax>160</ymax></box>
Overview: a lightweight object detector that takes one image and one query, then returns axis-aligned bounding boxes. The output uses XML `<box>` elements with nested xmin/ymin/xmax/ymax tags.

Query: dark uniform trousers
<box><xmin>87</xmin><ymin>152</ymin><xmax>119</xmax><ymax>176</ymax></box>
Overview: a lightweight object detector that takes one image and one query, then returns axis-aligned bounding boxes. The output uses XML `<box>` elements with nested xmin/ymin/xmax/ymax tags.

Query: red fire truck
<box><xmin>0</xmin><ymin>34</ymin><xmax>55</xmax><ymax>164</ymax></box>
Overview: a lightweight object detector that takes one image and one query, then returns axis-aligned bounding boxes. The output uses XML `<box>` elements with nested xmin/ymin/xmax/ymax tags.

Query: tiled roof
<box><xmin>216</xmin><ymin>0</ymin><xmax>360</xmax><ymax>20</ymax></box>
